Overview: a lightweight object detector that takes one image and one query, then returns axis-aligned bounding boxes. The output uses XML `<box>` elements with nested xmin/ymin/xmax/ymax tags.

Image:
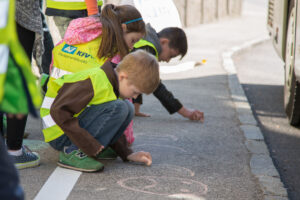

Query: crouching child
<box><xmin>40</xmin><ymin>50</ymin><xmax>159</xmax><ymax>172</ymax></box>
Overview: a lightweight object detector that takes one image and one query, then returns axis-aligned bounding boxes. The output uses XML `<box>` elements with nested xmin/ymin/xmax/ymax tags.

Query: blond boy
<box><xmin>42</xmin><ymin>50</ymin><xmax>159</xmax><ymax>172</ymax></box>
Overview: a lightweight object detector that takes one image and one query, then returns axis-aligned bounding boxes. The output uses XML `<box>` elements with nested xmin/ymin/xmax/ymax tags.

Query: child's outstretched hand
<box><xmin>127</xmin><ymin>151</ymin><xmax>152</xmax><ymax>166</ymax></box>
<box><xmin>178</xmin><ymin>107</ymin><xmax>204</xmax><ymax>122</ymax></box>
<box><xmin>135</xmin><ymin>112</ymin><xmax>151</xmax><ymax>117</ymax></box>
<box><xmin>189</xmin><ymin>110</ymin><xmax>204</xmax><ymax>122</ymax></box>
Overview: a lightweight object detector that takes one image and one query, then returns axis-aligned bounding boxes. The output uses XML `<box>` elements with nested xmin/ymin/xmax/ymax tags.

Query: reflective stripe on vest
<box><xmin>41</xmin><ymin>96</ymin><xmax>55</xmax><ymax>109</ymax></box>
<box><xmin>0</xmin><ymin>45</ymin><xmax>9</xmax><ymax>74</ymax></box>
<box><xmin>47</xmin><ymin>0</ymin><xmax>103</xmax><ymax>10</ymax></box>
<box><xmin>134</xmin><ymin>39</ymin><xmax>159</xmax><ymax>59</ymax></box>
<box><xmin>0</xmin><ymin>45</ymin><xmax>8</xmax><ymax>102</ymax></box>
<box><xmin>0</xmin><ymin>1</ymin><xmax>9</xmax><ymax>102</ymax></box>
<box><xmin>0</xmin><ymin>0</ymin><xmax>9</xmax><ymax>29</ymax></box>
<box><xmin>51</xmin><ymin>66</ymin><xmax>72</xmax><ymax>79</ymax></box>
<box><xmin>40</xmin><ymin>96</ymin><xmax>56</xmax><ymax>131</ymax></box>
<box><xmin>43</xmin><ymin>114</ymin><xmax>56</xmax><ymax>128</ymax></box>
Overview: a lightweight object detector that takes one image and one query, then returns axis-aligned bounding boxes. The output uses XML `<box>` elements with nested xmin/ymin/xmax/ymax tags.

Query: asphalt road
<box><xmin>233</xmin><ymin>40</ymin><xmax>300</xmax><ymax>200</ymax></box>
<box><xmin>20</xmin><ymin>0</ymin><xmax>278</xmax><ymax>199</ymax></box>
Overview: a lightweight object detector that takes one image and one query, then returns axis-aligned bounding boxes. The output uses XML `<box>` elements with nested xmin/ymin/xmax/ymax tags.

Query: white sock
<box><xmin>8</xmin><ymin>148</ymin><xmax>22</xmax><ymax>156</ymax></box>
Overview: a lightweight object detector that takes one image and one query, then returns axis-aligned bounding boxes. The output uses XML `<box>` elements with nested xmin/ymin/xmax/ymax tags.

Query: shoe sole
<box><xmin>57</xmin><ymin>162</ymin><xmax>104</xmax><ymax>173</ymax></box>
<box><xmin>97</xmin><ymin>157</ymin><xmax>117</xmax><ymax>160</ymax></box>
<box><xmin>16</xmin><ymin>158</ymin><xmax>40</xmax><ymax>170</ymax></box>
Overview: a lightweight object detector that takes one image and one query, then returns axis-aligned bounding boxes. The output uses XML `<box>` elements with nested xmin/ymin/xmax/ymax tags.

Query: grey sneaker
<box><xmin>11</xmin><ymin>145</ymin><xmax>40</xmax><ymax>169</ymax></box>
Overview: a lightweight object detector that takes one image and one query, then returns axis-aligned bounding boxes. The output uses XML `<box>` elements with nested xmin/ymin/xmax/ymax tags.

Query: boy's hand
<box><xmin>127</xmin><ymin>151</ymin><xmax>152</xmax><ymax>166</ymax></box>
<box><xmin>189</xmin><ymin>110</ymin><xmax>204</xmax><ymax>122</ymax></box>
<box><xmin>178</xmin><ymin>107</ymin><xmax>204</xmax><ymax>122</ymax></box>
<box><xmin>135</xmin><ymin>112</ymin><xmax>151</xmax><ymax>117</ymax></box>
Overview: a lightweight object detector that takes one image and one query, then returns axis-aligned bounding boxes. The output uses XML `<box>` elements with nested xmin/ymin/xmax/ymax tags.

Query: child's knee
<box><xmin>115</xmin><ymin>100</ymin><xmax>133</xmax><ymax>120</ymax></box>
<box><xmin>124</xmin><ymin>99</ymin><xmax>134</xmax><ymax>119</ymax></box>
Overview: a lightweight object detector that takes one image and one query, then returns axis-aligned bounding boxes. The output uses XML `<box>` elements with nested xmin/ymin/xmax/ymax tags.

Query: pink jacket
<box><xmin>64</xmin><ymin>17</ymin><xmax>102</xmax><ymax>46</ymax></box>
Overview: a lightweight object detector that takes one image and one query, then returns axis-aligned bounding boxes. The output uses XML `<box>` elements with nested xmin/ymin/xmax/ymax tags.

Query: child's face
<box><xmin>123</xmin><ymin>32</ymin><xmax>144</xmax><ymax>50</ymax></box>
<box><xmin>118</xmin><ymin>72</ymin><xmax>142</xmax><ymax>99</ymax></box>
<box><xmin>159</xmin><ymin>38</ymin><xmax>179</xmax><ymax>62</ymax></box>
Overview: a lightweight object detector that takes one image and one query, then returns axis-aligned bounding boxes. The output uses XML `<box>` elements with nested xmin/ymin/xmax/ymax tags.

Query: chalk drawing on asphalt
<box><xmin>134</xmin><ymin>132</ymin><xmax>179</xmax><ymax>141</ymax></box>
<box><xmin>168</xmin><ymin>193</ymin><xmax>206</xmax><ymax>200</ymax></box>
<box><xmin>117</xmin><ymin>176</ymin><xmax>208</xmax><ymax>197</ymax></box>
<box><xmin>133</xmin><ymin>144</ymin><xmax>186</xmax><ymax>153</ymax></box>
<box><xmin>146</xmin><ymin>164</ymin><xmax>195</xmax><ymax>177</ymax></box>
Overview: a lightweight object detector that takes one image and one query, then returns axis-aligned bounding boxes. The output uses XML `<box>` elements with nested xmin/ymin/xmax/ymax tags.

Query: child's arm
<box><xmin>109</xmin><ymin>134</ymin><xmax>152</xmax><ymax>166</ymax></box>
<box><xmin>85</xmin><ymin>0</ymin><xmax>99</xmax><ymax>16</ymax></box>
<box><xmin>153</xmin><ymin>82</ymin><xmax>204</xmax><ymax>122</ymax></box>
<box><xmin>153</xmin><ymin>81</ymin><xmax>182</xmax><ymax>114</ymax></box>
<box><xmin>50</xmin><ymin>79</ymin><xmax>104</xmax><ymax>157</ymax></box>
<box><xmin>134</xmin><ymin>101</ymin><xmax>151</xmax><ymax>117</ymax></box>
<box><xmin>109</xmin><ymin>134</ymin><xmax>133</xmax><ymax>161</ymax></box>
<box><xmin>178</xmin><ymin>107</ymin><xmax>204</xmax><ymax>122</ymax></box>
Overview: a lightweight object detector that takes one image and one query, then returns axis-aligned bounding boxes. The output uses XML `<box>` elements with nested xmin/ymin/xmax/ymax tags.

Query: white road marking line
<box><xmin>34</xmin><ymin>167</ymin><xmax>82</xmax><ymax>200</ymax></box>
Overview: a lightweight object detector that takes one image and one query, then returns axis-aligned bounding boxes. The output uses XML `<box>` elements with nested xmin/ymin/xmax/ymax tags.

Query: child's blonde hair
<box><xmin>116</xmin><ymin>50</ymin><xmax>159</xmax><ymax>94</ymax></box>
<box><xmin>98</xmin><ymin>4</ymin><xmax>145</xmax><ymax>59</ymax></box>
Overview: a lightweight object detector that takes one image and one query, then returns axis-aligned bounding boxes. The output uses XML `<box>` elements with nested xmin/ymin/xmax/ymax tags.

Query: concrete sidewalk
<box><xmin>20</xmin><ymin>0</ymin><xmax>288</xmax><ymax>199</ymax></box>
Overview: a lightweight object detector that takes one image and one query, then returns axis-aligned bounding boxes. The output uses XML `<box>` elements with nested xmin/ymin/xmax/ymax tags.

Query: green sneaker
<box><xmin>97</xmin><ymin>147</ymin><xmax>118</xmax><ymax>160</ymax></box>
<box><xmin>58</xmin><ymin>149</ymin><xmax>104</xmax><ymax>172</ymax></box>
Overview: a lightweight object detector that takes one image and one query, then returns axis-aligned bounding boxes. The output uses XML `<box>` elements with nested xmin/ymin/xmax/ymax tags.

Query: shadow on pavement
<box><xmin>242</xmin><ymin>83</ymin><xmax>300</xmax><ymax>200</ymax></box>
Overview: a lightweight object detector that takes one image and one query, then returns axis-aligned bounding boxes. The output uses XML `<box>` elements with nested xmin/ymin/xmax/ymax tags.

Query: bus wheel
<box><xmin>284</xmin><ymin>2</ymin><xmax>300</xmax><ymax>126</ymax></box>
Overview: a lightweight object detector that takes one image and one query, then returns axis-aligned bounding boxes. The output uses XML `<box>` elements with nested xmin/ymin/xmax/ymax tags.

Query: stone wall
<box><xmin>104</xmin><ymin>0</ymin><xmax>242</xmax><ymax>27</ymax></box>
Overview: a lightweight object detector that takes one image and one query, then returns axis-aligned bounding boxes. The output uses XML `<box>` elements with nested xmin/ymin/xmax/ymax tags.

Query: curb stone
<box><xmin>222</xmin><ymin>36</ymin><xmax>289</xmax><ymax>199</ymax></box>
<box><xmin>250</xmin><ymin>155</ymin><xmax>280</xmax><ymax>177</ymax></box>
<box><xmin>240</xmin><ymin>125</ymin><xmax>264</xmax><ymax>140</ymax></box>
<box><xmin>245</xmin><ymin>140</ymin><xmax>269</xmax><ymax>154</ymax></box>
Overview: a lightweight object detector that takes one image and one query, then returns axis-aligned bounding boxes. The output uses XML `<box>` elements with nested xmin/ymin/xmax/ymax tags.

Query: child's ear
<box><xmin>160</xmin><ymin>38</ymin><xmax>170</xmax><ymax>46</ymax></box>
<box><xmin>121</xmin><ymin>24</ymin><xmax>127</xmax><ymax>33</ymax></box>
<box><xmin>118</xmin><ymin>71</ymin><xmax>128</xmax><ymax>81</ymax></box>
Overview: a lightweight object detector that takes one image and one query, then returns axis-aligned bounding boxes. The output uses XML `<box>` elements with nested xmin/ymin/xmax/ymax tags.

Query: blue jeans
<box><xmin>49</xmin><ymin>99</ymin><xmax>134</xmax><ymax>151</ymax></box>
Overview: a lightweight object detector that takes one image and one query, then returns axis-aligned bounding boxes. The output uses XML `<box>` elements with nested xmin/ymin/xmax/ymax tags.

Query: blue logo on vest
<box><xmin>62</xmin><ymin>44</ymin><xmax>77</xmax><ymax>54</ymax></box>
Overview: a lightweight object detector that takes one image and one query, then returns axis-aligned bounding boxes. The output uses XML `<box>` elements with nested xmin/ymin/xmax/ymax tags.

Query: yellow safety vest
<box><xmin>41</xmin><ymin>67</ymin><xmax>117</xmax><ymax>142</ymax></box>
<box><xmin>41</xmin><ymin>36</ymin><xmax>108</xmax><ymax>142</ymax></box>
<box><xmin>46</xmin><ymin>0</ymin><xmax>103</xmax><ymax>11</ymax></box>
<box><xmin>134</xmin><ymin>39</ymin><xmax>159</xmax><ymax>59</ymax></box>
<box><xmin>0</xmin><ymin>0</ymin><xmax>41</xmax><ymax>114</ymax></box>
<box><xmin>47</xmin><ymin>36</ymin><xmax>107</xmax><ymax>92</ymax></box>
